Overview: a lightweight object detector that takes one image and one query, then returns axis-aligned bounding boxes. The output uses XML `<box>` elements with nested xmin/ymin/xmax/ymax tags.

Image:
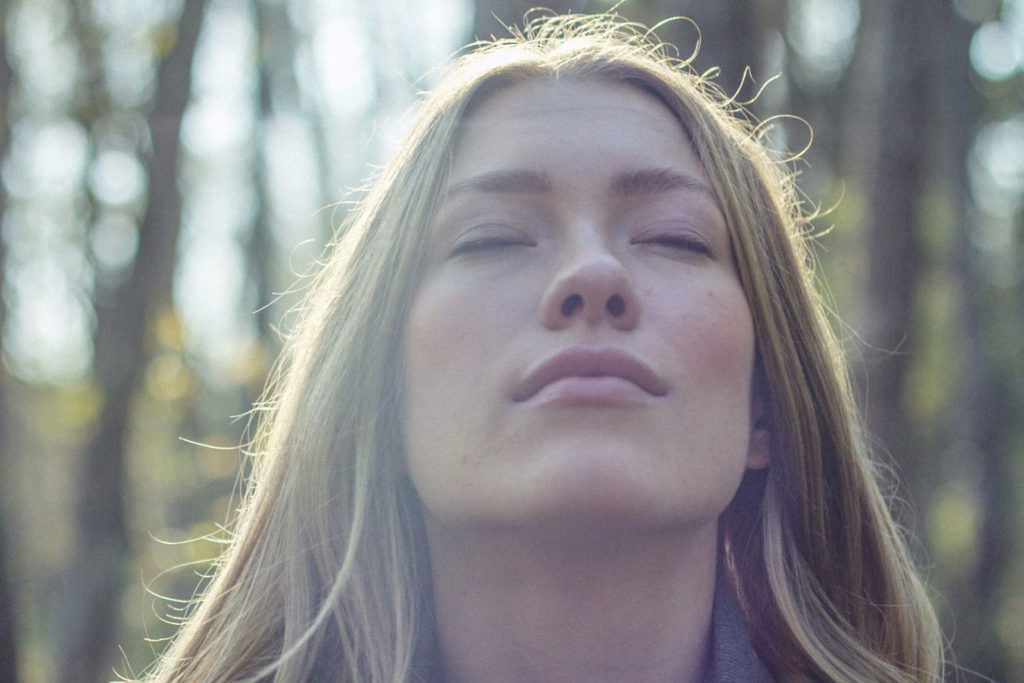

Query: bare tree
<box><xmin>943</xmin><ymin>7</ymin><xmax>1016</xmax><ymax>676</ymax></box>
<box><xmin>844</xmin><ymin>0</ymin><xmax>932</xmax><ymax>508</ymax></box>
<box><xmin>251</xmin><ymin>0</ymin><xmax>295</xmax><ymax>345</ymax></box>
<box><xmin>0</xmin><ymin>3</ymin><xmax>21</xmax><ymax>679</ymax></box>
<box><xmin>58</xmin><ymin>1</ymin><xmax>209</xmax><ymax>680</ymax></box>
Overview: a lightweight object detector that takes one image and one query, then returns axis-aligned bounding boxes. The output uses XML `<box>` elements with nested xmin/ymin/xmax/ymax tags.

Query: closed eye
<box><xmin>449</xmin><ymin>235</ymin><xmax>534</xmax><ymax>257</ymax></box>
<box><xmin>634</xmin><ymin>232</ymin><xmax>712</xmax><ymax>257</ymax></box>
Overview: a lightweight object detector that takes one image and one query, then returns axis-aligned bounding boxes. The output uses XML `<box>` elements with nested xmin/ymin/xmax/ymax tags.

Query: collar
<box><xmin>705</xmin><ymin>579</ymin><xmax>774</xmax><ymax>682</ymax></box>
<box><xmin>420</xmin><ymin>577</ymin><xmax>775</xmax><ymax>682</ymax></box>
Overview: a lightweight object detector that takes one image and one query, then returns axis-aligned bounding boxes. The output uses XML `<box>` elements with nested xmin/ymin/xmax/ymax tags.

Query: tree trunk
<box><xmin>57</xmin><ymin>1</ymin><xmax>208</xmax><ymax>680</ymax></box>
<box><xmin>945</xmin><ymin>5</ymin><xmax>1015</xmax><ymax>674</ymax></box>
<box><xmin>837</xmin><ymin>0</ymin><xmax>890</xmax><ymax>187</ymax></box>
<box><xmin>0</xmin><ymin>508</ymin><xmax>17</xmax><ymax>683</ymax></box>
<box><xmin>0</xmin><ymin>3</ymin><xmax>21</xmax><ymax>679</ymax></box>
<box><xmin>850</xmin><ymin>1</ymin><xmax>936</xmax><ymax>519</ymax></box>
<box><xmin>957</xmin><ymin>254</ymin><xmax>1016</xmax><ymax>679</ymax></box>
<box><xmin>252</xmin><ymin>0</ymin><xmax>283</xmax><ymax>345</ymax></box>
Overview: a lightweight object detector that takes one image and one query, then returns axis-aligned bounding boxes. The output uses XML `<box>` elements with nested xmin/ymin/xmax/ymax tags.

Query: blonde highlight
<box><xmin>143</xmin><ymin>13</ymin><xmax>944</xmax><ymax>682</ymax></box>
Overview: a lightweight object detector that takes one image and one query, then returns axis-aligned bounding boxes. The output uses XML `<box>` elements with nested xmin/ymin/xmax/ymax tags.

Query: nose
<box><xmin>540</xmin><ymin>248</ymin><xmax>640</xmax><ymax>331</ymax></box>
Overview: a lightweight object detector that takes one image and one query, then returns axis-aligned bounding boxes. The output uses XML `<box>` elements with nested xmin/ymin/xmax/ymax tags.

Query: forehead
<box><xmin>445</xmin><ymin>78</ymin><xmax>709</xmax><ymax>196</ymax></box>
<box><xmin>457</xmin><ymin>77</ymin><xmax>689</xmax><ymax>147</ymax></box>
<box><xmin>467</xmin><ymin>74</ymin><xmax>680</xmax><ymax>116</ymax></box>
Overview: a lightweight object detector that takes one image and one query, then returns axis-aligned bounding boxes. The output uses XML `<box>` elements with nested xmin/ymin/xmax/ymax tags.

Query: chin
<box><xmin>501</xmin><ymin>450</ymin><xmax>728</xmax><ymax>534</ymax></box>
<box><xmin>414</xmin><ymin>436</ymin><xmax>747</xmax><ymax>539</ymax></box>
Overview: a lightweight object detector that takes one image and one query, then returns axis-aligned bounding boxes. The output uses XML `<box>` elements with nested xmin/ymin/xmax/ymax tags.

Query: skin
<box><xmin>402</xmin><ymin>79</ymin><xmax>769</xmax><ymax>682</ymax></box>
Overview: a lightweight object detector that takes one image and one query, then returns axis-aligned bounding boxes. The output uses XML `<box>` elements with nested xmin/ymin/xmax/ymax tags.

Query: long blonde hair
<box><xmin>146</xmin><ymin>13</ymin><xmax>944</xmax><ymax>682</ymax></box>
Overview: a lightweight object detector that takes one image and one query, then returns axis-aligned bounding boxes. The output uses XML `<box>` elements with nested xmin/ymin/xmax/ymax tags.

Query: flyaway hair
<box><xmin>143</xmin><ymin>12</ymin><xmax>944</xmax><ymax>682</ymax></box>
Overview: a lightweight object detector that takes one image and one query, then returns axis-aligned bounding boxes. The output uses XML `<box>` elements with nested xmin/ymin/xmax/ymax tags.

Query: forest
<box><xmin>0</xmin><ymin>0</ymin><xmax>1021</xmax><ymax>681</ymax></box>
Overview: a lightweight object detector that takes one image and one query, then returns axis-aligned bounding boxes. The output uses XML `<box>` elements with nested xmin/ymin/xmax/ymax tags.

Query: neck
<box><xmin>425</xmin><ymin>521</ymin><xmax>720</xmax><ymax>683</ymax></box>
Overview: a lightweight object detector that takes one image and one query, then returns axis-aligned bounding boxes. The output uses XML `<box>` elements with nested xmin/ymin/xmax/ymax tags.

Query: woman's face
<box><xmin>402</xmin><ymin>79</ymin><xmax>768</xmax><ymax>536</ymax></box>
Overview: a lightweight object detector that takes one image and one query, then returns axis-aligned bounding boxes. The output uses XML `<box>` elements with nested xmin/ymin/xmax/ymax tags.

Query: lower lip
<box><xmin>528</xmin><ymin>376</ymin><xmax>653</xmax><ymax>406</ymax></box>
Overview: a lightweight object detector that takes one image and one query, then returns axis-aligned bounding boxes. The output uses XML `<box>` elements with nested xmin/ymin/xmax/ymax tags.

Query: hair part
<box><xmin>143</xmin><ymin>12</ymin><xmax>944</xmax><ymax>682</ymax></box>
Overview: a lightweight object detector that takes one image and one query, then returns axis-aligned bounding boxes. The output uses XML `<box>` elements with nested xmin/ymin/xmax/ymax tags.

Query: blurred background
<box><xmin>0</xmin><ymin>0</ymin><xmax>1021</xmax><ymax>680</ymax></box>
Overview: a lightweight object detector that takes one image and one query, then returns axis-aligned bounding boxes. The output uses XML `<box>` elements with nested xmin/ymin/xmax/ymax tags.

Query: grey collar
<box><xmin>705</xmin><ymin>579</ymin><xmax>774</xmax><ymax>682</ymax></box>
<box><xmin>420</xmin><ymin>578</ymin><xmax>775</xmax><ymax>682</ymax></box>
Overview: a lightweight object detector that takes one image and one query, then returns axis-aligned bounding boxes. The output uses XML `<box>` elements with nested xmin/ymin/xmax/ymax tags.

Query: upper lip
<box><xmin>512</xmin><ymin>346</ymin><xmax>668</xmax><ymax>402</ymax></box>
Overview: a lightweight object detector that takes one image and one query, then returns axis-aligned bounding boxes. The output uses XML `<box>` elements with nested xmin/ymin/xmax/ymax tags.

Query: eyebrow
<box><xmin>444</xmin><ymin>170</ymin><xmax>552</xmax><ymax>198</ymax></box>
<box><xmin>611</xmin><ymin>168</ymin><xmax>715</xmax><ymax>199</ymax></box>
<box><xmin>443</xmin><ymin>167</ymin><xmax>716</xmax><ymax>200</ymax></box>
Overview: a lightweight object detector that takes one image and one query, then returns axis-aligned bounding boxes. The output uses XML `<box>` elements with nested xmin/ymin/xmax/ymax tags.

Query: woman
<box><xmin>147</xmin><ymin>13</ymin><xmax>944</xmax><ymax>682</ymax></box>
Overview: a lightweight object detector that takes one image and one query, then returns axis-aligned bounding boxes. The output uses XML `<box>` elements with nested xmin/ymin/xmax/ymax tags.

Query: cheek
<box><xmin>401</xmin><ymin>278</ymin><xmax>506</xmax><ymax>520</ymax></box>
<box><xmin>663</xmin><ymin>284</ymin><xmax>756</xmax><ymax>386</ymax></box>
<box><xmin>401</xmin><ymin>276</ymin><xmax>508</xmax><ymax>458</ymax></box>
<box><xmin>403</xmin><ymin>282</ymin><xmax>458</xmax><ymax>423</ymax></box>
<box><xmin>404</xmin><ymin>277</ymin><xmax>502</xmax><ymax>386</ymax></box>
<box><xmin>402</xmin><ymin>287</ymin><xmax>458</xmax><ymax>506</ymax></box>
<box><xmin>404</xmin><ymin>266</ymin><xmax>539</xmax><ymax>383</ymax></box>
<box><xmin>706</xmin><ymin>293</ymin><xmax>756</xmax><ymax>376</ymax></box>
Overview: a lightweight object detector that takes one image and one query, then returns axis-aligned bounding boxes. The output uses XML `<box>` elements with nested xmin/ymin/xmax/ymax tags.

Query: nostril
<box><xmin>606</xmin><ymin>294</ymin><xmax>625</xmax><ymax>317</ymax></box>
<box><xmin>561</xmin><ymin>294</ymin><xmax>584</xmax><ymax>317</ymax></box>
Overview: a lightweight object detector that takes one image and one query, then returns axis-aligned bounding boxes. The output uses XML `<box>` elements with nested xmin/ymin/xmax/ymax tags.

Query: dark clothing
<box><xmin>420</xmin><ymin>578</ymin><xmax>775</xmax><ymax>681</ymax></box>
<box><xmin>707</xmin><ymin>580</ymin><xmax>774</xmax><ymax>682</ymax></box>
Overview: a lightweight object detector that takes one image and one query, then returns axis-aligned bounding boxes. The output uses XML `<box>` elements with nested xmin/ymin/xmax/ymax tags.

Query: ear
<box><xmin>746</xmin><ymin>389</ymin><xmax>771</xmax><ymax>470</ymax></box>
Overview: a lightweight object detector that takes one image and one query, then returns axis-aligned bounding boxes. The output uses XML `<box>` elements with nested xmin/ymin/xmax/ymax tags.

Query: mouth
<box><xmin>512</xmin><ymin>346</ymin><xmax>668</xmax><ymax>403</ymax></box>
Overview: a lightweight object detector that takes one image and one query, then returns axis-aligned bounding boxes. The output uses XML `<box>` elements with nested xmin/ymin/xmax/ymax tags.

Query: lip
<box><xmin>512</xmin><ymin>346</ymin><xmax>668</xmax><ymax>403</ymax></box>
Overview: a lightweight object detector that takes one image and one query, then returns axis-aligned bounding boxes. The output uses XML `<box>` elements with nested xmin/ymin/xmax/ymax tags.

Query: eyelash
<box><xmin>447</xmin><ymin>231</ymin><xmax>710</xmax><ymax>257</ymax></box>
<box><xmin>449</xmin><ymin>236</ymin><xmax>532</xmax><ymax>257</ymax></box>
<box><xmin>636</xmin><ymin>233</ymin><xmax>712</xmax><ymax>256</ymax></box>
